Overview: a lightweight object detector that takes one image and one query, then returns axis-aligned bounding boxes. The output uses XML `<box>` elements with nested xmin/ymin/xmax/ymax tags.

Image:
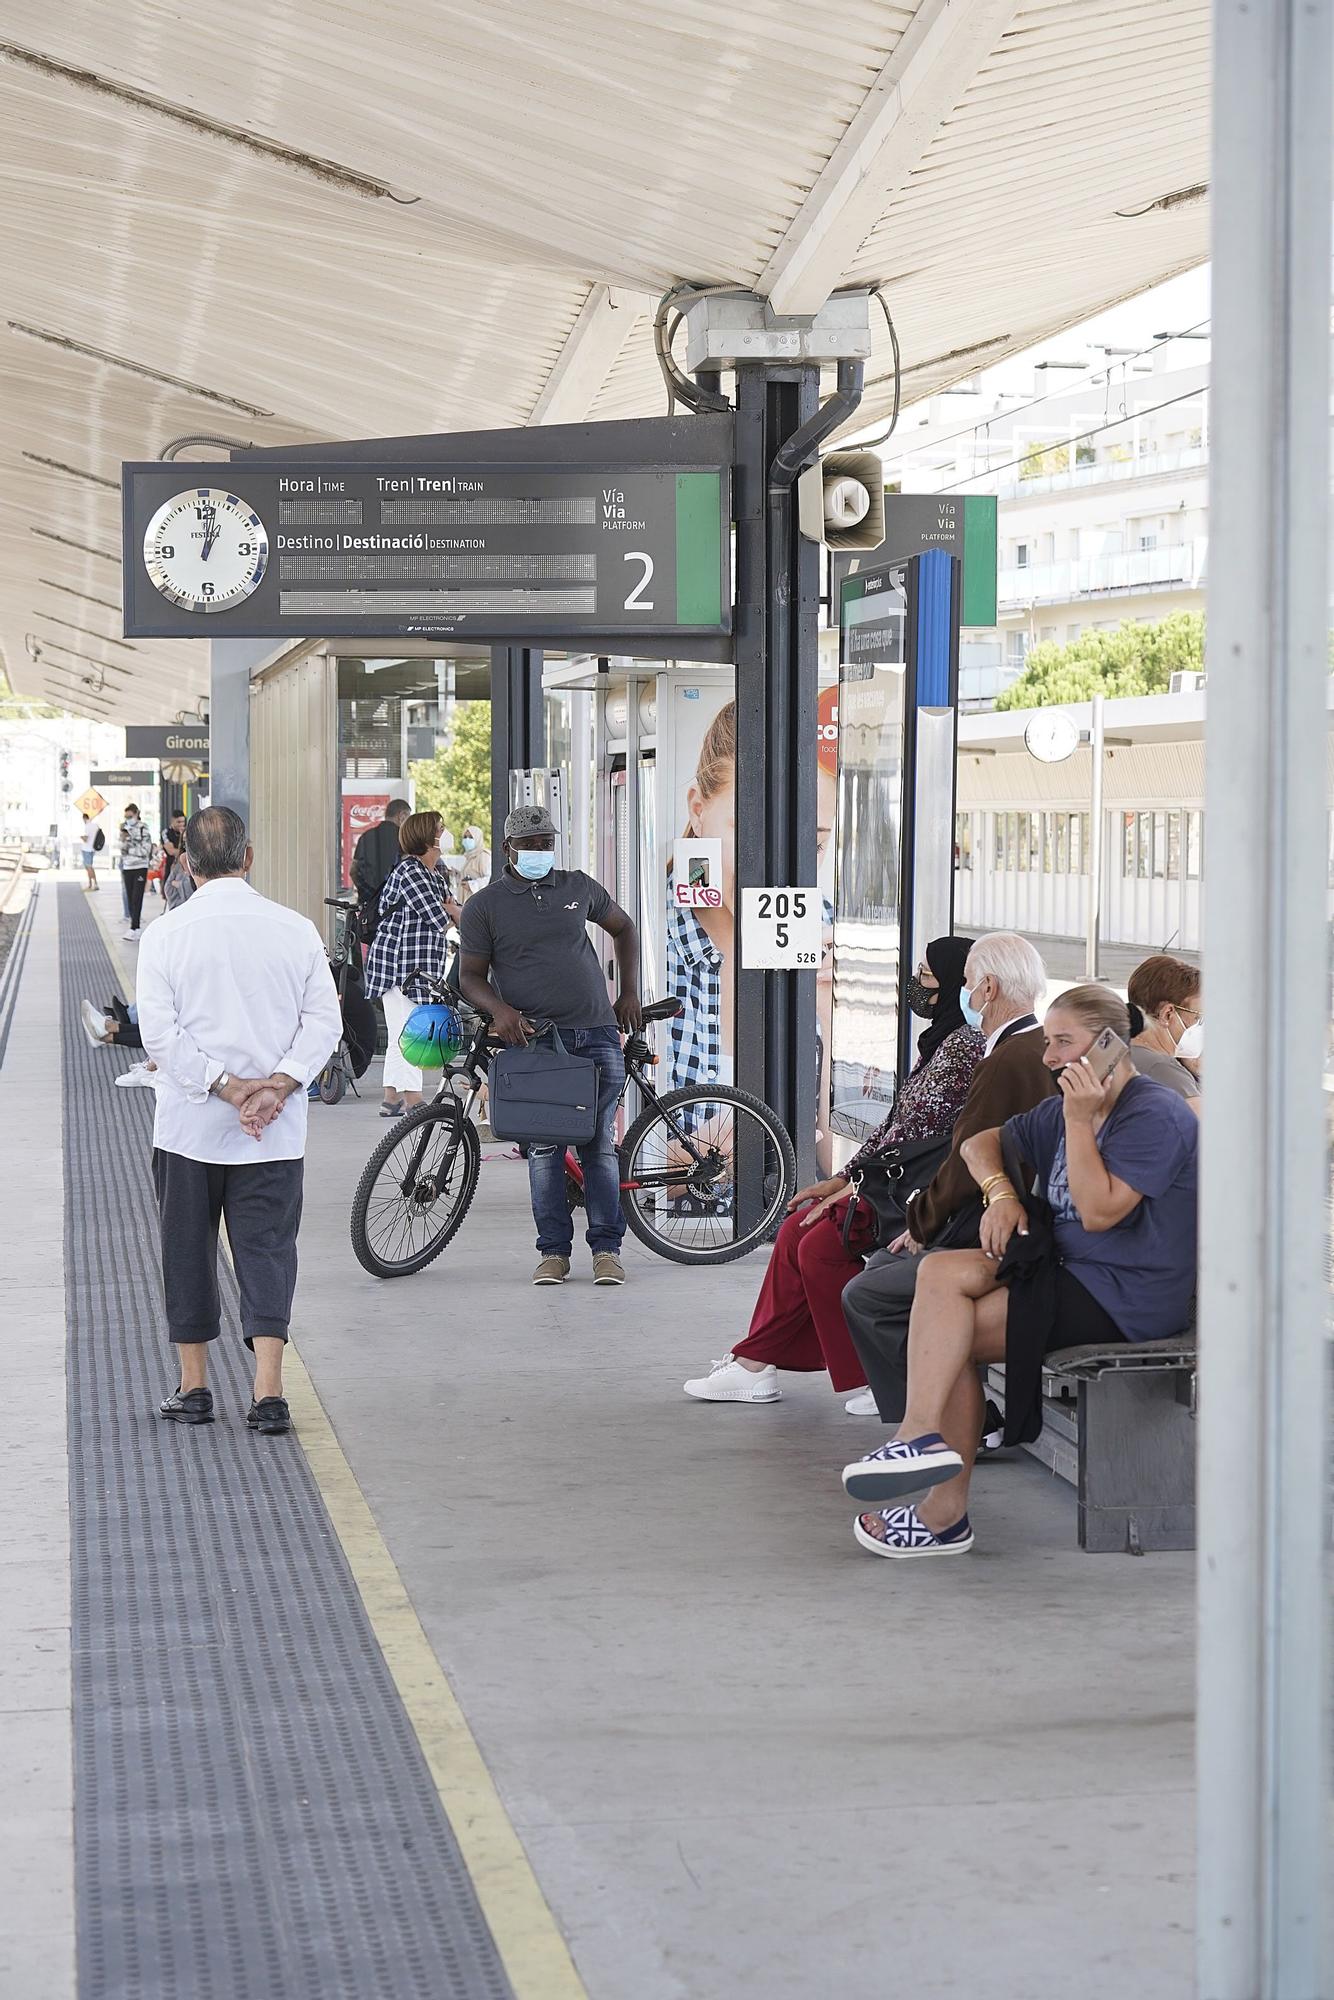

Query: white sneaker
<box><xmin>122</xmin><ymin>929</ymin><xmax>139</xmax><ymax>943</ymax></box>
<box><xmin>114</xmin><ymin>1064</ymin><xmax>157</xmax><ymax>1089</ymax></box>
<box><xmin>845</xmin><ymin>1389</ymin><xmax>880</xmax><ymax>1416</ymax></box>
<box><xmin>682</xmin><ymin>1356</ymin><xmax>781</xmax><ymax>1404</ymax></box>
<box><xmin>80</xmin><ymin>999</ymin><xmax>108</xmax><ymax>1047</ymax></box>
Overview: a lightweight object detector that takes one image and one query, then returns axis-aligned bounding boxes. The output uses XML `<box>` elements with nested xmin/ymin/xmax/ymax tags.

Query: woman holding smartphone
<box><xmin>840</xmin><ymin>984</ymin><xmax>1198</xmax><ymax>1558</ymax></box>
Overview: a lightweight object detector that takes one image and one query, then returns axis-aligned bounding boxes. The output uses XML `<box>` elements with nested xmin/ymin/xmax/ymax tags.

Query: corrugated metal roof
<box><xmin>0</xmin><ymin>1</ymin><xmax>1209</xmax><ymax>721</ymax></box>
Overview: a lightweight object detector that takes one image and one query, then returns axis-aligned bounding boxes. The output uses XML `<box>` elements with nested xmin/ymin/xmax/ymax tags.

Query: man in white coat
<box><xmin>135</xmin><ymin>806</ymin><xmax>341</xmax><ymax>1434</ymax></box>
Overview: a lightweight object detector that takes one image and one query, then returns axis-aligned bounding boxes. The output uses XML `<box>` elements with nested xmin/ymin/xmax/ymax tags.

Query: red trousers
<box><xmin>731</xmin><ymin>1198</ymin><xmax>875</xmax><ymax>1391</ymax></box>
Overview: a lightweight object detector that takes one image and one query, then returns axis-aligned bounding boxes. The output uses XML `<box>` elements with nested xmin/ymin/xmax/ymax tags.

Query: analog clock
<box><xmin>142</xmin><ymin>488</ymin><xmax>268</xmax><ymax>613</ymax></box>
<box><xmin>1023</xmin><ymin>710</ymin><xmax>1080</xmax><ymax>764</ymax></box>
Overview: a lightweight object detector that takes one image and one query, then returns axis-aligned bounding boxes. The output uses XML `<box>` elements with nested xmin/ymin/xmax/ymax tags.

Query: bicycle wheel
<box><xmin>350</xmin><ymin>1102</ymin><xmax>481</xmax><ymax>1278</ymax></box>
<box><xmin>618</xmin><ymin>1084</ymin><xmax>797</xmax><ymax>1265</ymax></box>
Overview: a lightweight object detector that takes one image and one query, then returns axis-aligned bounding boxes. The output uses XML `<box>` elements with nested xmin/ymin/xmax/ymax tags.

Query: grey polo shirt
<box><xmin>458</xmin><ymin>867</ymin><xmax>617</xmax><ymax>1031</ymax></box>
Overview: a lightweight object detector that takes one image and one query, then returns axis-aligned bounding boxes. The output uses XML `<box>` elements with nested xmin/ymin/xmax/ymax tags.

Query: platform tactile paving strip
<box><xmin>59</xmin><ymin>886</ymin><xmax>515</xmax><ymax>2000</ymax></box>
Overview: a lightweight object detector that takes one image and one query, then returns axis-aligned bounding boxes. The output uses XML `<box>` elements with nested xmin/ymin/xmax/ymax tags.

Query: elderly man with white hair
<box><xmin>841</xmin><ymin>931</ymin><xmax>1056</xmax><ymax>1425</ymax></box>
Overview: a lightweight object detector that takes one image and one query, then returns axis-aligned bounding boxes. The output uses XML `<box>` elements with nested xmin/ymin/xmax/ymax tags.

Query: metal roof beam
<box><xmin>760</xmin><ymin>0</ymin><xmax>1021</xmax><ymax>316</ymax></box>
<box><xmin>526</xmin><ymin>284</ymin><xmax>653</xmax><ymax>425</ymax></box>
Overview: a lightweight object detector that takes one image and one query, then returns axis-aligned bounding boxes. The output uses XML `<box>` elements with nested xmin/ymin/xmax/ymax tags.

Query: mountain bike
<box><xmin>349</xmin><ymin>993</ymin><xmax>796</xmax><ymax>1278</ymax></box>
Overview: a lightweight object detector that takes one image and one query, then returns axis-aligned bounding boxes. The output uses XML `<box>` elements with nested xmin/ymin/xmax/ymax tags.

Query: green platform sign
<box><xmin>121</xmin><ymin>457</ymin><xmax>730</xmax><ymax>645</ymax></box>
<box><xmin>833</xmin><ymin>493</ymin><xmax>997</xmax><ymax>628</ymax></box>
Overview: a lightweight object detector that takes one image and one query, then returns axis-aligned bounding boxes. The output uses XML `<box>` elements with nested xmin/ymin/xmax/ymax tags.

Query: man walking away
<box><xmin>351</xmin><ymin>798</ymin><xmax>411</xmax><ymax>941</ymax></box>
<box><xmin>136</xmin><ymin>807</ymin><xmax>341</xmax><ymax>1433</ymax></box>
<box><xmin>119</xmin><ymin>803</ymin><xmax>153</xmax><ymax>941</ymax></box>
<box><xmin>458</xmin><ymin>804</ymin><xmax>642</xmax><ymax>1287</ymax></box>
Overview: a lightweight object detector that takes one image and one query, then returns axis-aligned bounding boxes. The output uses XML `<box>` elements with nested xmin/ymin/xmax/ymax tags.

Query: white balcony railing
<box><xmin>997</xmin><ymin>538</ymin><xmax>1208</xmax><ymax>609</ymax></box>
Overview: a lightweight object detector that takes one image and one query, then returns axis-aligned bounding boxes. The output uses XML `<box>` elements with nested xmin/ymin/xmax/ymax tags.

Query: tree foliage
<box><xmin>409</xmin><ymin>700</ymin><xmax>491</xmax><ymax>845</ymax></box>
<box><xmin>994</xmin><ymin>612</ymin><xmax>1205</xmax><ymax>711</ymax></box>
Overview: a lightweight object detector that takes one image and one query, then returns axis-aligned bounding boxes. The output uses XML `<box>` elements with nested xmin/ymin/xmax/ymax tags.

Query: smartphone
<box><xmin>1085</xmin><ymin>1026</ymin><xmax>1129</xmax><ymax>1083</ymax></box>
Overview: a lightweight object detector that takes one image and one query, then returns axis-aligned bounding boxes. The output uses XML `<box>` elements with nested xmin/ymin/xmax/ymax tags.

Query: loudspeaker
<box><xmin>797</xmin><ymin>450</ymin><xmax>887</xmax><ymax>550</ymax></box>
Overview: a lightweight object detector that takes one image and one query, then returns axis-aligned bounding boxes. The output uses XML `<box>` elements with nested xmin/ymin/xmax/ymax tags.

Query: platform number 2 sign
<box><xmin>741</xmin><ymin>887</ymin><xmax>822</xmax><ymax>970</ymax></box>
<box><xmin>623</xmin><ymin>552</ymin><xmax>654</xmax><ymax>609</ymax></box>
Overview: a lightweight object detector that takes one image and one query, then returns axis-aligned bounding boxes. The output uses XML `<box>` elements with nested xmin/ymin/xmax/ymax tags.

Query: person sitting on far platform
<box><xmin>840</xmin><ymin>930</ymin><xmax>1057</xmax><ymax>1424</ymax></box>
<box><xmin>1126</xmin><ymin>953</ymin><xmax>1202</xmax><ymax>1111</ymax></box>
<box><xmin>682</xmin><ymin>935</ymin><xmax>982</xmax><ymax>1405</ymax></box>
<box><xmin>842</xmin><ymin>983</ymin><xmax>1198</xmax><ymax>1560</ymax></box>
<box><xmin>363</xmin><ymin>811</ymin><xmax>452</xmax><ymax>1119</ymax></box>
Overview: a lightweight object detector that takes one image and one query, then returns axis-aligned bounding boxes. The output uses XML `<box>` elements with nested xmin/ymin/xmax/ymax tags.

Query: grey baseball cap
<box><xmin>503</xmin><ymin>803</ymin><xmax>557</xmax><ymax>841</ymax></box>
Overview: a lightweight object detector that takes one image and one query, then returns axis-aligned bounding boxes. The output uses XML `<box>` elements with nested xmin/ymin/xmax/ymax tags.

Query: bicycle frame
<box><xmin>396</xmin><ymin>1009</ymin><xmax>727</xmax><ymax>1205</ymax></box>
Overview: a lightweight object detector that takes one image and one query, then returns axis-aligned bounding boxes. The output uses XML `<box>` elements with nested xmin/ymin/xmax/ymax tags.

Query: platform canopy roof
<box><xmin>0</xmin><ymin>0</ymin><xmax>1210</xmax><ymax>723</ymax></box>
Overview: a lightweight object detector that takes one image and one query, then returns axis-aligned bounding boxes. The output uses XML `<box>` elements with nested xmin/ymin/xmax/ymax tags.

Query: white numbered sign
<box><xmin>740</xmin><ymin>887</ymin><xmax>822</xmax><ymax>970</ymax></box>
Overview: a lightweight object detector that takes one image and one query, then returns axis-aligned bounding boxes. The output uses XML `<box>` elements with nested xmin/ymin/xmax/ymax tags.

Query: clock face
<box><xmin>143</xmin><ymin>488</ymin><xmax>268</xmax><ymax>613</ymax></box>
<box><xmin>1024</xmin><ymin>711</ymin><xmax>1079</xmax><ymax>764</ymax></box>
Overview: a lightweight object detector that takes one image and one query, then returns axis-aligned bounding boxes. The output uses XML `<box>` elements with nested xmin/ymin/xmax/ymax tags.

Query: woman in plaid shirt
<box><xmin>364</xmin><ymin>811</ymin><xmax>452</xmax><ymax>1117</ymax></box>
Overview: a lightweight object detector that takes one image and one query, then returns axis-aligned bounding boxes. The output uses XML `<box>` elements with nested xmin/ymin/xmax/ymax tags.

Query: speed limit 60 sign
<box><xmin>740</xmin><ymin>887</ymin><xmax>822</xmax><ymax>969</ymax></box>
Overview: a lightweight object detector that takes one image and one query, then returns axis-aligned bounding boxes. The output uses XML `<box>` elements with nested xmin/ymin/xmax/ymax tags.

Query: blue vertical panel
<box><xmin>914</xmin><ymin>547</ymin><xmax>955</xmax><ymax>706</ymax></box>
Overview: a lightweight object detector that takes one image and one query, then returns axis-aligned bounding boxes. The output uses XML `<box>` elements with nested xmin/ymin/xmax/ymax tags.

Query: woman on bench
<box><xmin>841</xmin><ymin>984</ymin><xmax>1198</xmax><ymax>1559</ymax></box>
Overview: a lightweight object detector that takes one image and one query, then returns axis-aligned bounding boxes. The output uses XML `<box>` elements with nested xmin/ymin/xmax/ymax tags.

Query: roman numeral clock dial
<box><xmin>143</xmin><ymin>488</ymin><xmax>268</xmax><ymax>612</ymax></box>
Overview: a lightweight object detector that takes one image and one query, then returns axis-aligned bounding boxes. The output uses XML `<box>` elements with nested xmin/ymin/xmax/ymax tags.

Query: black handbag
<box><xmin>488</xmin><ymin>1025</ymin><xmax>600</xmax><ymax>1145</ymax></box>
<box><xmin>841</xmin><ymin>1133</ymin><xmax>953</xmax><ymax>1251</ymax></box>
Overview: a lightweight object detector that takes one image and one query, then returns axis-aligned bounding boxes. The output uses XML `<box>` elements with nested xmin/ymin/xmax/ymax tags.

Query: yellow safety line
<box><xmin>281</xmin><ymin>1346</ymin><xmax>589</xmax><ymax>2000</ymax></box>
<box><xmin>83</xmin><ymin>879</ymin><xmax>584</xmax><ymax>1997</ymax></box>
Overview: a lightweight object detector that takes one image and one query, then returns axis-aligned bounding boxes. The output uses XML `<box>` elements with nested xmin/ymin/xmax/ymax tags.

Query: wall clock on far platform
<box><xmin>143</xmin><ymin>488</ymin><xmax>268</xmax><ymax>613</ymax></box>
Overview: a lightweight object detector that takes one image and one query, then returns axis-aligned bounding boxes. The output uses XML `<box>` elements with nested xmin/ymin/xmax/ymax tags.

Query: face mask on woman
<box><xmin>1175</xmin><ymin>1020</ymin><xmax>1203</xmax><ymax>1061</ymax></box>
<box><xmin>904</xmin><ymin>974</ymin><xmax>937</xmax><ymax>1020</ymax></box>
<box><xmin>462</xmin><ymin>834</ymin><xmax>476</xmax><ymax>852</ymax></box>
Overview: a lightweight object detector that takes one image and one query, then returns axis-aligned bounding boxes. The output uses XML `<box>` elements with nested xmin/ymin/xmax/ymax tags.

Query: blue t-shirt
<box><xmin>1004</xmin><ymin>1076</ymin><xmax>1197</xmax><ymax>1340</ymax></box>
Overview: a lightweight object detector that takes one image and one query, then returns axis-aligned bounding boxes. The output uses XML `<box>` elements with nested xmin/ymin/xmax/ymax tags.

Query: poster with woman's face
<box><xmin>665</xmin><ymin>684</ymin><xmax>736</xmax><ymax>1099</ymax></box>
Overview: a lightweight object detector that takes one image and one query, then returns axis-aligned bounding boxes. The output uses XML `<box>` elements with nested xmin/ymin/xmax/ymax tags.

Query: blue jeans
<box><xmin>528</xmin><ymin>1027</ymin><xmax>626</xmax><ymax>1258</ymax></box>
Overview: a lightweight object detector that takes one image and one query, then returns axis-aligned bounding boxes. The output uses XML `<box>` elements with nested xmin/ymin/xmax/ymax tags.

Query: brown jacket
<box><xmin>905</xmin><ymin>1020</ymin><xmax>1057</xmax><ymax>1245</ymax></box>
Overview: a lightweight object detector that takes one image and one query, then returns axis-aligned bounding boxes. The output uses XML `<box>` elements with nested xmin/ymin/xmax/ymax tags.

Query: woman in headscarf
<box><xmin>683</xmin><ymin>936</ymin><xmax>984</xmax><ymax>1405</ymax></box>
<box><xmin>456</xmin><ymin>825</ymin><xmax>491</xmax><ymax>901</ymax></box>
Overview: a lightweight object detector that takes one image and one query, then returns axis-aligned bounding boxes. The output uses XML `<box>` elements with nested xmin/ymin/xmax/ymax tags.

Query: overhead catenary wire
<box><xmin>871</xmin><ymin>316</ymin><xmax>1210</xmax><ymax>471</ymax></box>
<box><xmin>934</xmin><ymin>381</ymin><xmax>1211</xmax><ymax>491</ymax></box>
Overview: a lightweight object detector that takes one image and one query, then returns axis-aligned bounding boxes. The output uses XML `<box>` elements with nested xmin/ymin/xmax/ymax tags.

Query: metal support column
<box><xmin>733</xmin><ymin>361</ymin><xmax>861</xmax><ymax>1188</ymax></box>
<box><xmin>1197</xmin><ymin>3</ymin><xmax>1332</xmax><ymax>1996</ymax></box>
<box><xmin>488</xmin><ymin>645</ymin><xmax>544</xmax><ymax>860</ymax></box>
<box><xmin>209</xmin><ymin>637</ymin><xmax>274</xmax><ymax>824</ymax></box>
<box><xmin>1085</xmin><ymin>693</ymin><xmax>1104</xmax><ymax>979</ymax></box>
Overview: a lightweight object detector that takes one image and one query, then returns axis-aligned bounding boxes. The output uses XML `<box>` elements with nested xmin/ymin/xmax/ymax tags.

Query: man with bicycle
<box><xmin>458</xmin><ymin>805</ymin><xmax>642</xmax><ymax>1287</ymax></box>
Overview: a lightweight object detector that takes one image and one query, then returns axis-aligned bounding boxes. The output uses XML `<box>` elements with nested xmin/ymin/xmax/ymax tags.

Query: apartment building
<box><xmin>879</xmin><ymin>343</ymin><xmax>1210</xmax><ymax>709</ymax></box>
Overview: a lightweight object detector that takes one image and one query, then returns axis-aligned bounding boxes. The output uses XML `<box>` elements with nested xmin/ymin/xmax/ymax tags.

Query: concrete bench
<box><xmin>985</xmin><ymin>1335</ymin><xmax>1197</xmax><ymax>1554</ymax></box>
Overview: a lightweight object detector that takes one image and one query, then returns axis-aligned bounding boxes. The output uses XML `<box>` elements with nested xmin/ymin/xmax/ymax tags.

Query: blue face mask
<box><xmin>462</xmin><ymin>835</ymin><xmax>476</xmax><ymax>852</ymax></box>
<box><xmin>959</xmin><ymin>982</ymin><xmax>986</xmax><ymax>1032</ymax></box>
<box><xmin>513</xmin><ymin>848</ymin><xmax>555</xmax><ymax>882</ymax></box>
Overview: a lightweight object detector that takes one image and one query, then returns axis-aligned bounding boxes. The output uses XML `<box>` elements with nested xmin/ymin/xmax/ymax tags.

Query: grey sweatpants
<box><xmin>153</xmin><ymin>1150</ymin><xmax>304</xmax><ymax>1349</ymax></box>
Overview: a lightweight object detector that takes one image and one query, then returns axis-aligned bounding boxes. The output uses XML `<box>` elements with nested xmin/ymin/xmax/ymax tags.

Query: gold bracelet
<box><xmin>983</xmin><ymin>1187</ymin><xmax>1019</xmax><ymax>1207</ymax></box>
<box><xmin>979</xmin><ymin>1173</ymin><xmax>1012</xmax><ymax>1195</ymax></box>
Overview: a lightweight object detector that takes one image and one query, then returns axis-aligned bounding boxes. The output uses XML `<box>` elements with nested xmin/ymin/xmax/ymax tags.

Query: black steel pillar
<box><xmin>732</xmin><ymin>365</ymin><xmax>822</xmax><ymax>1190</ymax></box>
<box><xmin>488</xmin><ymin>645</ymin><xmax>545</xmax><ymax>860</ymax></box>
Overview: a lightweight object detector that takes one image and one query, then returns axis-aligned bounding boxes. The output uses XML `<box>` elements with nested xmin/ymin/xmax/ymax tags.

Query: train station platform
<box><xmin>1</xmin><ymin>872</ymin><xmax>1197</xmax><ymax>2000</ymax></box>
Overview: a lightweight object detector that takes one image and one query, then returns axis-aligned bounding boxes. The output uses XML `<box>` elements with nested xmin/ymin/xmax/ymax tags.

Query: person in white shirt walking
<box><xmin>135</xmin><ymin>806</ymin><xmax>341</xmax><ymax>1434</ymax></box>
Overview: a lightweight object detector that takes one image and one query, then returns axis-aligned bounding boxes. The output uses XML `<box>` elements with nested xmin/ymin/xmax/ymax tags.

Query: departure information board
<box><xmin>121</xmin><ymin>459</ymin><xmax>731</xmax><ymax>643</ymax></box>
<box><xmin>838</xmin><ymin>561</ymin><xmax>907</xmax><ymax>671</ymax></box>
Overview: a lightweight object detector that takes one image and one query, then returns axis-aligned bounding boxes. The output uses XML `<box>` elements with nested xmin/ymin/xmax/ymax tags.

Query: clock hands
<box><xmin>199</xmin><ymin>506</ymin><xmax>219</xmax><ymax>562</ymax></box>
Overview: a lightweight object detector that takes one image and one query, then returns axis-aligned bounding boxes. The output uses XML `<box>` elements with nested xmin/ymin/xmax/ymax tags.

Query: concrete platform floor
<box><xmin>293</xmin><ymin>1077</ymin><xmax>1195</xmax><ymax>2000</ymax></box>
